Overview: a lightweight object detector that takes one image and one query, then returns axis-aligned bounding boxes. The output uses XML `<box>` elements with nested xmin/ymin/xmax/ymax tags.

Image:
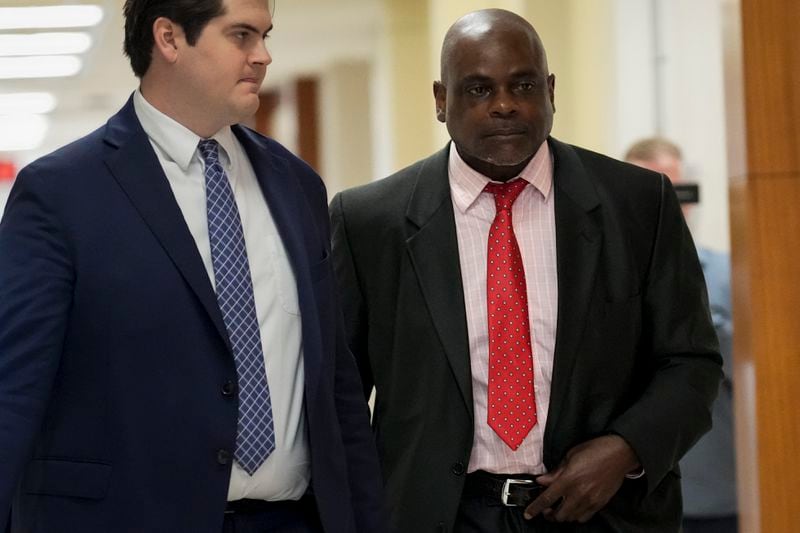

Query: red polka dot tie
<box><xmin>484</xmin><ymin>179</ymin><xmax>537</xmax><ymax>450</ymax></box>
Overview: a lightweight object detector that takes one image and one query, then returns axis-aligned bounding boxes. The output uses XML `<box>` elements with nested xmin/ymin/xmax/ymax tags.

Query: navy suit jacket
<box><xmin>0</xmin><ymin>97</ymin><xmax>385</xmax><ymax>533</ymax></box>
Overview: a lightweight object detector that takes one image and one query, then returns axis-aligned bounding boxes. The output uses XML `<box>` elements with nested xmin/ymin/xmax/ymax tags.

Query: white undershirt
<box><xmin>133</xmin><ymin>89</ymin><xmax>310</xmax><ymax>501</ymax></box>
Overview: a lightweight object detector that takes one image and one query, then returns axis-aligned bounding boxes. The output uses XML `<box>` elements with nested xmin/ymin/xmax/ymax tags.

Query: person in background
<box><xmin>0</xmin><ymin>1</ymin><xmax>385</xmax><ymax>531</ymax></box>
<box><xmin>626</xmin><ymin>137</ymin><xmax>737</xmax><ymax>533</ymax></box>
<box><xmin>330</xmin><ymin>8</ymin><xmax>722</xmax><ymax>533</ymax></box>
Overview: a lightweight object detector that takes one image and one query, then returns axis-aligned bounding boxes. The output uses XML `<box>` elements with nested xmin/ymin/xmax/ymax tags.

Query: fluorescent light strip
<box><xmin>0</xmin><ymin>5</ymin><xmax>103</xmax><ymax>30</ymax></box>
<box><xmin>0</xmin><ymin>114</ymin><xmax>49</xmax><ymax>151</ymax></box>
<box><xmin>0</xmin><ymin>93</ymin><xmax>57</xmax><ymax>115</ymax></box>
<box><xmin>0</xmin><ymin>32</ymin><xmax>93</xmax><ymax>57</ymax></box>
<box><xmin>0</xmin><ymin>55</ymin><xmax>83</xmax><ymax>79</ymax></box>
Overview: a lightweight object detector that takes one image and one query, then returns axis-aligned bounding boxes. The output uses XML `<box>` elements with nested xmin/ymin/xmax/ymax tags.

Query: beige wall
<box><xmin>319</xmin><ymin>60</ymin><xmax>374</xmax><ymax>196</ymax></box>
<box><xmin>384</xmin><ymin>0</ymin><xmax>435</xmax><ymax>171</ymax></box>
<box><xmin>381</xmin><ymin>0</ymin><xmax>618</xmax><ymax>172</ymax></box>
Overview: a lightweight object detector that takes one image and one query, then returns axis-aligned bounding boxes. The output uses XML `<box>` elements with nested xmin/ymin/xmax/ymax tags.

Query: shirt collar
<box><xmin>448</xmin><ymin>139</ymin><xmax>554</xmax><ymax>214</ymax></box>
<box><xmin>132</xmin><ymin>88</ymin><xmax>236</xmax><ymax>174</ymax></box>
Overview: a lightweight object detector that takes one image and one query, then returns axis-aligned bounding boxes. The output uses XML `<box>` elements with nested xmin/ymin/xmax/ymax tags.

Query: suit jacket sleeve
<box><xmin>329</xmin><ymin>192</ymin><xmax>373</xmax><ymax>398</ymax></box>
<box><xmin>607</xmin><ymin>176</ymin><xmax>723</xmax><ymax>493</ymax></box>
<box><xmin>314</xmin><ymin>186</ymin><xmax>385</xmax><ymax>532</ymax></box>
<box><xmin>0</xmin><ymin>166</ymin><xmax>74</xmax><ymax>523</ymax></box>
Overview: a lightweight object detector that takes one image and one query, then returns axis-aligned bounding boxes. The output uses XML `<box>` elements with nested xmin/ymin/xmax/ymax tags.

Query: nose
<box><xmin>489</xmin><ymin>87</ymin><xmax>517</xmax><ymax>117</ymax></box>
<box><xmin>251</xmin><ymin>39</ymin><xmax>272</xmax><ymax>67</ymax></box>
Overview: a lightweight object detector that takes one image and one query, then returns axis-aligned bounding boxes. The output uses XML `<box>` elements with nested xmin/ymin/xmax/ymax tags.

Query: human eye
<box><xmin>516</xmin><ymin>81</ymin><xmax>536</xmax><ymax>93</ymax></box>
<box><xmin>231</xmin><ymin>28</ymin><xmax>252</xmax><ymax>42</ymax></box>
<box><xmin>466</xmin><ymin>85</ymin><xmax>490</xmax><ymax>97</ymax></box>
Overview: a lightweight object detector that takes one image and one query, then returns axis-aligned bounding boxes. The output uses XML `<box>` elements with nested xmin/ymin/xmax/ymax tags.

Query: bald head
<box><xmin>440</xmin><ymin>9</ymin><xmax>548</xmax><ymax>84</ymax></box>
<box><xmin>432</xmin><ymin>8</ymin><xmax>556</xmax><ymax>181</ymax></box>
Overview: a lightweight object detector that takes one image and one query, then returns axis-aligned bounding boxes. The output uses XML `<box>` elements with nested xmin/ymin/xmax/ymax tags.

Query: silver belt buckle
<box><xmin>501</xmin><ymin>478</ymin><xmax>535</xmax><ymax>506</ymax></box>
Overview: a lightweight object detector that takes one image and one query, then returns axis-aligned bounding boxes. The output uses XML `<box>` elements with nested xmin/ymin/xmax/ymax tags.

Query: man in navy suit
<box><xmin>0</xmin><ymin>1</ymin><xmax>385</xmax><ymax>531</ymax></box>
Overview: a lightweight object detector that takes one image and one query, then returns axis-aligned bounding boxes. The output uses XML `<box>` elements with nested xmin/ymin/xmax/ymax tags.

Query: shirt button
<box><xmin>451</xmin><ymin>462</ymin><xmax>465</xmax><ymax>476</ymax></box>
<box><xmin>221</xmin><ymin>380</ymin><xmax>236</xmax><ymax>397</ymax></box>
<box><xmin>217</xmin><ymin>449</ymin><xmax>231</xmax><ymax>465</ymax></box>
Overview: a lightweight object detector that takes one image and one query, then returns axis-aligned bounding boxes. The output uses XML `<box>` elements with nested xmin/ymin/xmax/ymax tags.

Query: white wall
<box><xmin>614</xmin><ymin>0</ymin><xmax>731</xmax><ymax>252</ymax></box>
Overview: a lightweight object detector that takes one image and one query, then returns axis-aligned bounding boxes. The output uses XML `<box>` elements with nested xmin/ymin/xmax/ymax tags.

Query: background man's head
<box><xmin>625</xmin><ymin>137</ymin><xmax>702</xmax><ymax>219</ymax></box>
<box><xmin>434</xmin><ymin>9</ymin><xmax>556</xmax><ymax>181</ymax></box>
<box><xmin>624</xmin><ymin>137</ymin><xmax>683</xmax><ymax>183</ymax></box>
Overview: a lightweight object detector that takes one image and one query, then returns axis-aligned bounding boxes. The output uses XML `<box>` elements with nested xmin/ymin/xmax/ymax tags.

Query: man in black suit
<box><xmin>0</xmin><ymin>1</ymin><xmax>384</xmax><ymax>531</ymax></box>
<box><xmin>330</xmin><ymin>9</ymin><xmax>721</xmax><ymax>533</ymax></box>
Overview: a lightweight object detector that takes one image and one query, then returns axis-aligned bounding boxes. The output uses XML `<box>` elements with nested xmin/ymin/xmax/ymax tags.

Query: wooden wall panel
<box><xmin>734</xmin><ymin>0</ymin><xmax>800</xmax><ymax>530</ymax></box>
<box><xmin>254</xmin><ymin>91</ymin><xmax>280</xmax><ymax>137</ymax></box>
<box><xmin>296</xmin><ymin>78</ymin><xmax>320</xmax><ymax>173</ymax></box>
<box><xmin>731</xmin><ymin>176</ymin><xmax>800</xmax><ymax>532</ymax></box>
<box><xmin>740</xmin><ymin>0</ymin><xmax>800</xmax><ymax>174</ymax></box>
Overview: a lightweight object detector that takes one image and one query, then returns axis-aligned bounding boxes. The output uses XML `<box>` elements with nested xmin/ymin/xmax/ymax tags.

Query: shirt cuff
<box><xmin>625</xmin><ymin>467</ymin><xmax>645</xmax><ymax>480</ymax></box>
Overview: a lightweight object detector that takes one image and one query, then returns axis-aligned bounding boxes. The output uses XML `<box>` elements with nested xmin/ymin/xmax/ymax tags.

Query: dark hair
<box><xmin>123</xmin><ymin>0</ymin><xmax>227</xmax><ymax>78</ymax></box>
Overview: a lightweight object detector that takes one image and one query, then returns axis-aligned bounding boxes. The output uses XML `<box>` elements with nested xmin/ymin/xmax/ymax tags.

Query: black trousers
<box><xmin>682</xmin><ymin>516</ymin><xmax>738</xmax><ymax>533</ymax></box>
<box><xmin>221</xmin><ymin>496</ymin><xmax>323</xmax><ymax>533</ymax></box>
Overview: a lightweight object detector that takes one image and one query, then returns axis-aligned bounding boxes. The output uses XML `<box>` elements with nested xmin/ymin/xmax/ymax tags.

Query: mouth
<box><xmin>484</xmin><ymin>128</ymin><xmax>527</xmax><ymax>138</ymax></box>
<box><xmin>238</xmin><ymin>78</ymin><xmax>263</xmax><ymax>94</ymax></box>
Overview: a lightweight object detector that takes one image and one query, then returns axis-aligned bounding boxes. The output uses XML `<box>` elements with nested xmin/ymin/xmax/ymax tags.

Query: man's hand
<box><xmin>523</xmin><ymin>434</ymin><xmax>641</xmax><ymax>523</ymax></box>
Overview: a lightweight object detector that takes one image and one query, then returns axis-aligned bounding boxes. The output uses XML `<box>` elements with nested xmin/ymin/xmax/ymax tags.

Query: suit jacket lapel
<box><xmin>233</xmin><ymin>127</ymin><xmax>323</xmax><ymax>394</ymax></box>
<box><xmin>544</xmin><ymin>138</ymin><xmax>602</xmax><ymax>456</ymax></box>
<box><xmin>103</xmin><ymin>98</ymin><xmax>231</xmax><ymax>352</ymax></box>
<box><xmin>405</xmin><ymin>146</ymin><xmax>474</xmax><ymax>418</ymax></box>
<box><xmin>402</xmin><ymin>140</ymin><xmax>602</xmax><ymax>443</ymax></box>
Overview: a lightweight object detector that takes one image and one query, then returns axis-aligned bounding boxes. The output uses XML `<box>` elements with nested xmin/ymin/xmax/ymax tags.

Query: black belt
<box><xmin>463</xmin><ymin>470</ymin><xmax>545</xmax><ymax>507</ymax></box>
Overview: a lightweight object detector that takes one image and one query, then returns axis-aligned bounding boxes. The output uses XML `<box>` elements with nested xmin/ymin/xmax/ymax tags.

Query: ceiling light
<box><xmin>0</xmin><ymin>114</ymin><xmax>49</xmax><ymax>151</ymax></box>
<box><xmin>0</xmin><ymin>55</ymin><xmax>82</xmax><ymax>79</ymax></box>
<box><xmin>0</xmin><ymin>93</ymin><xmax>57</xmax><ymax>114</ymax></box>
<box><xmin>0</xmin><ymin>32</ymin><xmax>92</xmax><ymax>57</ymax></box>
<box><xmin>0</xmin><ymin>5</ymin><xmax>103</xmax><ymax>30</ymax></box>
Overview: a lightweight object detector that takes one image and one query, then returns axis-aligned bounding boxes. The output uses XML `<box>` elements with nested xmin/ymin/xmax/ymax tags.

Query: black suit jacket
<box><xmin>0</xmin><ymin>97</ymin><xmax>385</xmax><ymax>533</ymax></box>
<box><xmin>330</xmin><ymin>139</ymin><xmax>722</xmax><ymax>532</ymax></box>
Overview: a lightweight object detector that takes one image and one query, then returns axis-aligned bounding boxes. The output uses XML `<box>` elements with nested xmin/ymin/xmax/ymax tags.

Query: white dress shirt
<box><xmin>133</xmin><ymin>90</ymin><xmax>310</xmax><ymax>501</ymax></box>
<box><xmin>449</xmin><ymin>142</ymin><xmax>558</xmax><ymax>475</ymax></box>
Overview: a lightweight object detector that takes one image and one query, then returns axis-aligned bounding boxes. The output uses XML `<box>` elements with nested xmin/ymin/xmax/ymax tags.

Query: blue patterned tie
<box><xmin>198</xmin><ymin>139</ymin><xmax>275</xmax><ymax>475</ymax></box>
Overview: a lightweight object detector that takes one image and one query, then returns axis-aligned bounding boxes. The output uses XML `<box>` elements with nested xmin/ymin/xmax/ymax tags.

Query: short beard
<box><xmin>480</xmin><ymin>150</ymin><xmax>534</xmax><ymax>168</ymax></box>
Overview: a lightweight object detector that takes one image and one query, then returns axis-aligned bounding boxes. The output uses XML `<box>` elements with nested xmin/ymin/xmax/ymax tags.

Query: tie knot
<box><xmin>485</xmin><ymin>179</ymin><xmax>527</xmax><ymax>211</ymax></box>
<box><xmin>198</xmin><ymin>139</ymin><xmax>220</xmax><ymax>165</ymax></box>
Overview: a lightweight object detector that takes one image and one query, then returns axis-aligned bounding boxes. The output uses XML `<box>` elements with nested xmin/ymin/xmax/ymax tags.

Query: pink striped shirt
<box><xmin>448</xmin><ymin>141</ymin><xmax>558</xmax><ymax>475</ymax></box>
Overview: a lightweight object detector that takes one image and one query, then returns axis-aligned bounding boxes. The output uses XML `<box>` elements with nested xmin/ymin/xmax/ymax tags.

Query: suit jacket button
<box><xmin>451</xmin><ymin>462</ymin><xmax>465</xmax><ymax>476</ymax></box>
<box><xmin>221</xmin><ymin>380</ymin><xmax>236</xmax><ymax>397</ymax></box>
<box><xmin>217</xmin><ymin>449</ymin><xmax>231</xmax><ymax>465</ymax></box>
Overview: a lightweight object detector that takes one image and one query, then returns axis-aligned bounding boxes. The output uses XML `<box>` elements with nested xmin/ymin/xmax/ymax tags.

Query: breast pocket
<box><xmin>268</xmin><ymin>235</ymin><xmax>301</xmax><ymax>315</ymax></box>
